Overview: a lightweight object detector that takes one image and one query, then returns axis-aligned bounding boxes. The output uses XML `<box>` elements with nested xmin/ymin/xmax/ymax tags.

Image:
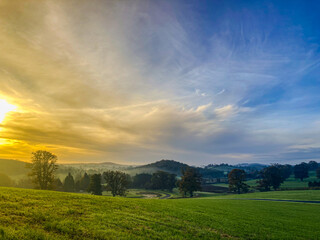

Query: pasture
<box><xmin>0</xmin><ymin>187</ymin><xmax>319</xmax><ymax>239</ymax></box>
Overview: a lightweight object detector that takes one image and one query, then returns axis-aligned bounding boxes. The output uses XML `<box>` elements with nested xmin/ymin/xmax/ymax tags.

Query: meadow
<box><xmin>0</xmin><ymin>187</ymin><xmax>320</xmax><ymax>239</ymax></box>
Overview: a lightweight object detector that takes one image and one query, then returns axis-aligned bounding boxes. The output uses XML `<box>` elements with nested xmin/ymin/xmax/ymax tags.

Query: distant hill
<box><xmin>235</xmin><ymin>163</ymin><xmax>268</xmax><ymax>170</ymax></box>
<box><xmin>0</xmin><ymin>159</ymin><xmax>30</xmax><ymax>179</ymax></box>
<box><xmin>132</xmin><ymin>160</ymin><xmax>189</xmax><ymax>175</ymax></box>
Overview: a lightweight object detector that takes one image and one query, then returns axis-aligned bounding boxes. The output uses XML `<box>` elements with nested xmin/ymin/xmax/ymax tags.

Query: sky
<box><xmin>0</xmin><ymin>0</ymin><xmax>320</xmax><ymax>165</ymax></box>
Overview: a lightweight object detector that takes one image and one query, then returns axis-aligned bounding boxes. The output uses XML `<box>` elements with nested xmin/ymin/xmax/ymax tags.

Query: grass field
<box><xmin>0</xmin><ymin>187</ymin><xmax>320</xmax><ymax>239</ymax></box>
<box><xmin>212</xmin><ymin>190</ymin><xmax>320</xmax><ymax>201</ymax></box>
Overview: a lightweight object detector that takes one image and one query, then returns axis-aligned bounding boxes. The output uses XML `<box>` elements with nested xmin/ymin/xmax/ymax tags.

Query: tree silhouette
<box><xmin>294</xmin><ymin>162</ymin><xmax>309</xmax><ymax>181</ymax></box>
<box><xmin>80</xmin><ymin>172</ymin><xmax>90</xmax><ymax>192</ymax></box>
<box><xmin>228</xmin><ymin>169</ymin><xmax>249</xmax><ymax>194</ymax></box>
<box><xmin>257</xmin><ymin>166</ymin><xmax>284</xmax><ymax>191</ymax></box>
<box><xmin>178</xmin><ymin>167</ymin><xmax>202</xmax><ymax>197</ymax></box>
<box><xmin>54</xmin><ymin>178</ymin><xmax>63</xmax><ymax>191</ymax></box>
<box><xmin>103</xmin><ymin>171</ymin><xmax>130</xmax><ymax>197</ymax></box>
<box><xmin>317</xmin><ymin>167</ymin><xmax>320</xmax><ymax>179</ymax></box>
<box><xmin>88</xmin><ymin>174</ymin><xmax>102</xmax><ymax>195</ymax></box>
<box><xmin>28</xmin><ymin>150</ymin><xmax>58</xmax><ymax>190</ymax></box>
<box><xmin>63</xmin><ymin>173</ymin><xmax>75</xmax><ymax>192</ymax></box>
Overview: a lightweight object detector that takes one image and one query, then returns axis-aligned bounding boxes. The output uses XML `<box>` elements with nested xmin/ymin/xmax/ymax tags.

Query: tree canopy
<box><xmin>294</xmin><ymin>163</ymin><xmax>309</xmax><ymax>181</ymax></box>
<box><xmin>103</xmin><ymin>171</ymin><xmax>130</xmax><ymax>197</ymax></box>
<box><xmin>228</xmin><ymin>169</ymin><xmax>249</xmax><ymax>194</ymax></box>
<box><xmin>28</xmin><ymin>150</ymin><xmax>58</xmax><ymax>190</ymax></box>
<box><xmin>178</xmin><ymin>167</ymin><xmax>202</xmax><ymax>197</ymax></box>
<box><xmin>88</xmin><ymin>174</ymin><xmax>102</xmax><ymax>195</ymax></box>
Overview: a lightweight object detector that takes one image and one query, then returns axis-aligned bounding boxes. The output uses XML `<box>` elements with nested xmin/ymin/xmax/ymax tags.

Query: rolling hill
<box><xmin>0</xmin><ymin>187</ymin><xmax>319</xmax><ymax>239</ymax></box>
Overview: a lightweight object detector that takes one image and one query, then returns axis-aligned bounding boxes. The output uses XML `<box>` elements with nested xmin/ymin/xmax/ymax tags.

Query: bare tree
<box><xmin>28</xmin><ymin>150</ymin><xmax>58</xmax><ymax>190</ymax></box>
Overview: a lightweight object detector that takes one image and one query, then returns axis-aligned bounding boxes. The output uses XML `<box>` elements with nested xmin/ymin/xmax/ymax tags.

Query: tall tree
<box><xmin>80</xmin><ymin>172</ymin><xmax>90</xmax><ymax>192</ymax></box>
<box><xmin>308</xmin><ymin>161</ymin><xmax>319</xmax><ymax>171</ymax></box>
<box><xmin>150</xmin><ymin>171</ymin><xmax>176</xmax><ymax>192</ymax></box>
<box><xmin>178</xmin><ymin>167</ymin><xmax>202</xmax><ymax>197</ymax></box>
<box><xmin>132</xmin><ymin>173</ymin><xmax>152</xmax><ymax>189</ymax></box>
<box><xmin>316</xmin><ymin>167</ymin><xmax>320</xmax><ymax>179</ymax></box>
<box><xmin>54</xmin><ymin>178</ymin><xmax>63</xmax><ymax>191</ymax></box>
<box><xmin>103</xmin><ymin>171</ymin><xmax>130</xmax><ymax>197</ymax></box>
<box><xmin>88</xmin><ymin>174</ymin><xmax>102</xmax><ymax>195</ymax></box>
<box><xmin>28</xmin><ymin>150</ymin><xmax>58</xmax><ymax>190</ymax></box>
<box><xmin>294</xmin><ymin>162</ymin><xmax>309</xmax><ymax>181</ymax></box>
<box><xmin>228</xmin><ymin>169</ymin><xmax>249</xmax><ymax>194</ymax></box>
<box><xmin>277</xmin><ymin>164</ymin><xmax>292</xmax><ymax>180</ymax></box>
<box><xmin>257</xmin><ymin>166</ymin><xmax>284</xmax><ymax>191</ymax></box>
<box><xmin>63</xmin><ymin>173</ymin><xmax>75</xmax><ymax>192</ymax></box>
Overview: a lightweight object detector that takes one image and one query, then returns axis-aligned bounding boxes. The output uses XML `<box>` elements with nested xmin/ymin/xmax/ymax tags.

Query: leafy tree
<box><xmin>166</xmin><ymin>172</ymin><xmax>177</xmax><ymax>192</ymax></box>
<box><xmin>0</xmin><ymin>173</ymin><xmax>14</xmax><ymax>187</ymax></box>
<box><xmin>103</xmin><ymin>171</ymin><xmax>130</xmax><ymax>197</ymax></box>
<box><xmin>257</xmin><ymin>166</ymin><xmax>283</xmax><ymax>191</ymax></box>
<box><xmin>277</xmin><ymin>164</ymin><xmax>292</xmax><ymax>180</ymax></box>
<box><xmin>28</xmin><ymin>150</ymin><xmax>58</xmax><ymax>190</ymax></box>
<box><xmin>88</xmin><ymin>174</ymin><xmax>102</xmax><ymax>195</ymax></box>
<box><xmin>80</xmin><ymin>172</ymin><xmax>90</xmax><ymax>192</ymax></box>
<box><xmin>308</xmin><ymin>161</ymin><xmax>319</xmax><ymax>171</ymax></box>
<box><xmin>178</xmin><ymin>167</ymin><xmax>202</xmax><ymax>197</ymax></box>
<box><xmin>63</xmin><ymin>173</ymin><xmax>75</xmax><ymax>192</ymax></box>
<box><xmin>316</xmin><ymin>167</ymin><xmax>320</xmax><ymax>179</ymax></box>
<box><xmin>132</xmin><ymin>173</ymin><xmax>152</xmax><ymax>189</ymax></box>
<box><xmin>151</xmin><ymin>171</ymin><xmax>176</xmax><ymax>191</ymax></box>
<box><xmin>228</xmin><ymin>169</ymin><xmax>249</xmax><ymax>194</ymax></box>
<box><xmin>294</xmin><ymin>162</ymin><xmax>309</xmax><ymax>181</ymax></box>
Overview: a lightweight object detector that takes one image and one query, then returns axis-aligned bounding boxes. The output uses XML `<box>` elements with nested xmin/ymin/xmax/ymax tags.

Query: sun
<box><xmin>0</xmin><ymin>99</ymin><xmax>16</xmax><ymax>123</ymax></box>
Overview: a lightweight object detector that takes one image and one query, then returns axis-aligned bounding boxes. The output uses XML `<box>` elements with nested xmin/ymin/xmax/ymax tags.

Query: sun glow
<box><xmin>0</xmin><ymin>99</ymin><xmax>16</xmax><ymax>123</ymax></box>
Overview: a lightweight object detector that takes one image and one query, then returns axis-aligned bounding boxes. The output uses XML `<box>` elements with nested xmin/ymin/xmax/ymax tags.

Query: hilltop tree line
<box><xmin>18</xmin><ymin>150</ymin><xmax>202</xmax><ymax>197</ymax></box>
<box><xmin>2</xmin><ymin>150</ymin><xmax>320</xmax><ymax>195</ymax></box>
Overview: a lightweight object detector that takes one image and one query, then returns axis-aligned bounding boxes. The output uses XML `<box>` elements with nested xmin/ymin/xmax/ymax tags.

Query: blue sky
<box><xmin>0</xmin><ymin>0</ymin><xmax>319</xmax><ymax>164</ymax></box>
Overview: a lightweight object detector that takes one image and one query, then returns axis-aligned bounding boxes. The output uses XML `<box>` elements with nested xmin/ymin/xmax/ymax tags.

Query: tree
<box><xmin>228</xmin><ymin>169</ymin><xmax>249</xmax><ymax>194</ymax></box>
<box><xmin>277</xmin><ymin>164</ymin><xmax>292</xmax><ymax>180</ymax></box>
<box><xmin>79</xmin><ymin>172</ymin><xmax>90</xmax><ymax>192</ymax></box>
<box><xmin>151</xmin><ymin>171</ymin><xmax>176</xmax><ymax>191</ymax></box>
<box><xmin>54</xmin><ymin>178</ymin><xmax>63</xmax><ymax>191</ymax></box>
<box><xmin>63</xmin><ymin>173</ymin><xmax>75</xmax><ymax>192</ymax></box>
<box><xmin>316</xmin><ymin>167</ymin><xmax>320</xmax><ymax>179</ymax></box>
<box><xmin>308</xmin><ymin>161</ymin><xmax>319</xmax><ymax>171</ymax></box>
<box><xmin>28</xmin><ymin>150</ymin><xmax>58</xmax><ymax>190</ymax></box>
<box><xmin>294</xmin><ymin>162</ymin><xmax>309</xmax><ymax>181</ymax></box>
<box><xmin>132</xmin><ymin>173</ymin><xmax>152</xmax><ymax>189</ymax></box>
<box><xmin>257</xmin><ymin>166</ymin><xmax>283</xmax><ymax>191</ymax></box>
<box><xmin>103</xmin><ymin>171</ymin><xmax>130</xmax><ymax>197</ymax></box>
<box><xmin>166</xmin><ymin>172</ymin><xmax>177</xmax><ymax>192</ymax></box>
<box><xmin>88</xmin><ymin>174</ymin><xmax>102</xmax><ymax>195</ymax></box>
<box><xmin>178</xmin><ymin>167</ymin><xmax>202</xmax><ymax>197</ymax></box>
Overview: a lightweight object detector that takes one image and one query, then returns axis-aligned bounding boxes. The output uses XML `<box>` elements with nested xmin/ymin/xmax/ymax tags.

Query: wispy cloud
<box><xmin>0</xmin><ymin>0</ymin><xmax>319</xmax><ymax>164</ymax></box>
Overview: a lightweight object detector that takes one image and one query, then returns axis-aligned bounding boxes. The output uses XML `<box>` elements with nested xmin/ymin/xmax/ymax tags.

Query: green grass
<box><xmin>0</xmin><ymin>187</ymin><xmax>320</xmax><ymax>239</ymax></box>
<box><xmin>211</xmin><ymin>190</ymin><xmax>320</xmax><ymax>201</ymax></box>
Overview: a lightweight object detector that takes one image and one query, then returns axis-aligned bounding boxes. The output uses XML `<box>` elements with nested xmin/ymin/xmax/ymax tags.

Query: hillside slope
<box><xmin>0</xmin><ymin>159</ymin><xmax>29</xmax><ymax>178</ymax></box>
<box><xmin>0</xmin><ymin>187</ymin><xmax>320</xmax><ymax>239</ymax></box>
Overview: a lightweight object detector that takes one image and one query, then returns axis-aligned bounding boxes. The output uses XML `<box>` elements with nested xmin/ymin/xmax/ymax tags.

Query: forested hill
<box><xmin>133</xmin><ymin>159</ymin><xmax>189</xmax><ymax>175</ymax></box>
<box><xmin>0</xmin><ymin>159</ymin><xmax>29</xmax><ymax>178</ymax></box>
